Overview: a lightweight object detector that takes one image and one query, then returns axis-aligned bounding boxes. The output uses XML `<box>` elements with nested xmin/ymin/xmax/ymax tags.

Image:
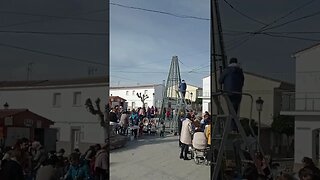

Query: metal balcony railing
<box><xmin>281</xmin><ymin>92</ymin><xmax>320</xmax><ymax>112</ymax></box>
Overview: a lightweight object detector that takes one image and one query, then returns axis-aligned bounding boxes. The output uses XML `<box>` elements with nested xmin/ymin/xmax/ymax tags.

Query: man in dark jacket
<box><xmin>219</xmin><ymin>58</ymin><xmax>244</xmax><ymax>131</ymax></box>
<box><xmin>109</xmin><ymin>107</ymin><xmax>118</xmax><ymax>123</ymax></box>
<box><xmin>179</xmin><ymin>80</ymin><xmax>187</xmax><ymax>98</ymax></box>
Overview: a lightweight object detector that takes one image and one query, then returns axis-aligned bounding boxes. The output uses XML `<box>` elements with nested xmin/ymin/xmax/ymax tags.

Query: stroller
<box><xmin>191</xmin><ymin>131</ymin><xmax>210</xmax><ymax>165</ymax></box>
<box><xmin>149</xmin><ymin>119</ymin><xmax>157</xmax><ymax>135</ymax></box>
<box><xmin>142</xmin><ymin>118</ymin><xmax>150</xmax><ymax>134</ymax></box>
<box><xmin>142</xmin><ymin>118</ymin><xmax>157</xmax><ymax>135</ymax></box>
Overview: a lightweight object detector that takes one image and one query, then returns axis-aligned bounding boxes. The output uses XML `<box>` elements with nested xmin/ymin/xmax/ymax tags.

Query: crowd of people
<box><xmin>109</xmin><ymin>105</ymin><xmax>161</xmax><ymax>138</ymax></box>
<box><xmin>177</xmin><ymin>109</ymin><xmax>320</xmax><ymax>180</ymax></box>
<box><xmin>0</xmin><ymin>138</ymin><xmax>108</xmax><ymax>180</ymax></box>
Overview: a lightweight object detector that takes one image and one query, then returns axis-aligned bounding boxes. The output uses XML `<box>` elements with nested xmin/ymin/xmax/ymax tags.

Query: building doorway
<box><xmin>71</xmin><ymin>127</ymin><xmax>81</xmax><ymax>151</ymax></box>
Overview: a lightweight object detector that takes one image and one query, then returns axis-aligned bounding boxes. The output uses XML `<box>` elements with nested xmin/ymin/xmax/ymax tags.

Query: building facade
<box><xmin>110</xmin><ymin>84</ymin><xmax>164</xmax><ymax>110</ymax></box>
<box><xmin>0</xmin><ymin>77</ymin><xmax>108</xmax><ymax>154</ymax></box>
<box><xmin>200</xmin><ymin>72</ymin><xmax>294</xmax><ymax>154</ymax></box>
<box><xmin>110</xmin><ymin>83</ymin><xmax>201</xmax><ymax>111</ymax></box>
<box><xmin>281</xmin><ymin>43</ymin><xmax>320</xmax><ymax>170</ymax></box>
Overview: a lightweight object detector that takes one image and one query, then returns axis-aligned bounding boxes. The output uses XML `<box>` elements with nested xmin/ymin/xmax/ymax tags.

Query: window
<box><xmin>126</xmin><ymin>91</ymin><xmax>129</xmax><ymax>95</ymax></box>
<box><xmin>132</xmin><ymin>102</ymin><xmax>135</xmax><ymax>109</ymax></box>
<box><xmin>73</xmin><ymin>92</ymin><xmax>81</xmax><ymax>106</ymax></box>
<box><xmin>144</xmin><ymin>90</ymin><xmax>148</xmax><ymax>95</ymax></box>
<box><xmin>53</xmin><ymin>93</ymin><xmax>61</xmax><ymax>107</ymax></box>
<box><xmin>132</xmin><ymin>90</ymin><xmax>135</xmax><ymax>95</ymax></box>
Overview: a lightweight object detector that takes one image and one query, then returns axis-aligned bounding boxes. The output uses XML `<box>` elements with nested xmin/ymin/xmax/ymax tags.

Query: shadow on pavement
<box><xmin>110</xmin><ymin>134</ymin><xmax>179</xmax><ymax>153</ymax></box>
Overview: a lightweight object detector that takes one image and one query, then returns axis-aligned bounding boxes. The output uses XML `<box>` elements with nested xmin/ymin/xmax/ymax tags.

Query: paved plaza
<box><xmin>110</xmin><ymin>134</ymin><xmax>210</xmax><ymax>180</ymax></box>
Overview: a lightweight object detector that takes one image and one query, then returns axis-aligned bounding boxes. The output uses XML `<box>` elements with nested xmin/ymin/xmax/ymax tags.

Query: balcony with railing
<box><xmin>198</xmin><ymin>90</ymin><xmax>210</xmax><ymax>98</ymax></box>
<box><xmin>281</xmin><ymin>92</ymin><xmax>320</xmax><ymax>114</ymax></box>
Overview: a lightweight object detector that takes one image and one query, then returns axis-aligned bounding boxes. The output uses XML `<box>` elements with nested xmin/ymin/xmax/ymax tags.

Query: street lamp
<box><xmin>190</xmin><ymin>92</ymin><xmax>193</xmax><ymax>108</ymax></box>
<box><xmin>256</xmin><ymin>97</ymin><xmax>264</xmax><ymax>150</ymax></box>
<box><xmin>3</xmin><ymin>102</ymin><xmax>9</xmax><ymax>109</ymax></box>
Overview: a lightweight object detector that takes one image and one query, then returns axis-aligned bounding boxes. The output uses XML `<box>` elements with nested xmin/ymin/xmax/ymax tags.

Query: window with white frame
<box><xmin>126</xmin><ymin>91</ymin><xmax>129</xmax><ymax>95</ymax></box>
<box><xmin>53</xmin><ymin>93</ymin><xmax>61</xmax><ymax>107</ymax></box>
<box><xmin>144</xmin><ymin>90</ymin><xmax>148</xmax><ymax>95</ymax></box>
<box><xmin>73</xmin><ymin>92</ymin><xmax>81</xmax><ymax>106</ymax></box>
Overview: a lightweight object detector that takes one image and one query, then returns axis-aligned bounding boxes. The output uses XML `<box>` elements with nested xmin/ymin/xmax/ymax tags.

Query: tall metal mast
<box><xmin>160</xmin><ymin>56</ymin><xmax>182</xmax><ymax>132</ymax></box>
<box><xmin>210</xmin><ymin>0</ymin><xmax>227</xmax><ymax>179</ymax></box>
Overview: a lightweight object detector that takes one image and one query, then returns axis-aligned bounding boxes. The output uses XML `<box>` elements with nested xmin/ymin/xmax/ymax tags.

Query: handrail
<box><xmin>211</xmin><ymin>90</ymin><xmax>273</xmax><ymax>178</ymax></box>
<box><xmin>212</xmin><ymin>90</ymin><xmax>255</xmax><ymax>138</ymax></box>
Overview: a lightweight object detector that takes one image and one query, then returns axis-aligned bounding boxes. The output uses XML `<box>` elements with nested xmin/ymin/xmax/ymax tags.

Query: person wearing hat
<box><xmin>219</xmin><ymin>57</ymin><xmax>244</xmax><ymax>132</ymax></box>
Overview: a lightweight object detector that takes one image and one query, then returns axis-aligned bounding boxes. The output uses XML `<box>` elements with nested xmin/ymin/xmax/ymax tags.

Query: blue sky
<box><xmin>0</xmin><ymin>0</ymin><xmax>319</xmax><ymax>87</ymax></box>
<box><xmin>110</xmin><ymin>0</ymin><xmax>320</xmax><ymax>87</ymax></box>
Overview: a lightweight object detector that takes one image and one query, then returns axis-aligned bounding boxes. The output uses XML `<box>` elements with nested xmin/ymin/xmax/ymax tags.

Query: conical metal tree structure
<box><xmin>159</xmin><ymin>56</ymin><xmax>182</xmax><ymax>131</ymax></box>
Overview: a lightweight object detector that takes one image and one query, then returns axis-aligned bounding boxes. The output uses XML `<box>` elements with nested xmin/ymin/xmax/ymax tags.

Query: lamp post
<box><xmin>153</xmin><ymin>93</ymin><xmax>155</xmax><ymax>107</ymax></box>
<box><xmin>3</xmin><ymin>102</ymin><xmax>9</xmax><ymax>109</ymax></box>
<box><xmin>190</xmin><ymin>92</ymin><xmax>193</xmax><ymax>108</ymax></box>
<box><xmin>256</xmin><ymin>97</ymin><xmax>264</xmax><ymax>150</ymax></box>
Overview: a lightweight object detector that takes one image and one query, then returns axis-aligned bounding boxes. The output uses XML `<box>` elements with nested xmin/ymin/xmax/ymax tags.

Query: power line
<box><xmin>260</xmin><ymin>0</ymin><xmax>317</xmax><ymax>30</ymax></box>
<box><xmin>224</xmin><ymin>29</ymin><xmax>320</xmax><ymax>35</ymax></box>
<box><xmin>0</xmin><ymin>42</ymin><xmax>107</xmax><ymax>66</ymax></box>
<box><xmin>261</xmin><ymin>32</ymin><xmax>320</xmax><ymax>42</ymax></box>
<box><xmin>0</xmin><ymin>30</ymin><xmax>108</xmax><ymax>36</ymax></box>
<box><xmin>225</xmin><ymin>0</ymin><xmax>317</xmax><ymax>51</ymax></box>
<box><xmin>226</xmin><ymin>35</ymin><xmax>252</xmax><ymax>51</ymax></box>
<box><xmin>0</xmin><ymin>8</ymin><xmax>107</xmax><ymax>29</ymax></box>
<box><xmin>266</xmin><ymin>31</ymin><xmax>320</xmax><ymax>35</ymax></box>
<box><xmin>0</xmin><ymin>10</ymin><xmax>106</xmax><ymax>23</ymax></box>
<box><xmin>262</xmin><ymin>9</ymin><xmax>320</xmax><ymax>32</ymax></box>
<box><xmin>110</xmin><ymin>2</ymin><xmax>209</xmax><ymax>21</ymax></box>
<box><xmin>222</xmin><ymin>0</ymin><xmax>267</xmax><ymax>26</ymax></box>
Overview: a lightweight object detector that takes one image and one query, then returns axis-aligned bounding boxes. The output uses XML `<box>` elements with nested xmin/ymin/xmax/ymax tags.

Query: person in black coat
<box><xmin>0</xmin><ymin>151</ymin><xmax>25</xmax><ymax>180</ymax></box>
<box><xmin>179</xmin><ymin>80</ymin><xmax>187</xmax><ymax>98</ymax></box>
<box><xmin>219</xmin><ymin>57</ymin><xmax>244</xmax><ymax>131</ymax></box>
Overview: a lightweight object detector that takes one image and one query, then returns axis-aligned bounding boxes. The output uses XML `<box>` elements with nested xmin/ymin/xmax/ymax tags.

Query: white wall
<box><xmin>295</xmin><ymin>46</ymin><xmax>320</xmax><ymax>111</ymax></box>
<box><xmin>293</xmin><ymin>45</ymin><xmax>320</xmax><ymax>169</ymax></box>
<box><xmin>0</xmin><ymin>85</ymin><xmax>107</xmax><ymax>144</ymax></box>
<box><xmin>294</xmin><ymin>116</ymin><xmax>320</xmax><ymax>164</ymax></box>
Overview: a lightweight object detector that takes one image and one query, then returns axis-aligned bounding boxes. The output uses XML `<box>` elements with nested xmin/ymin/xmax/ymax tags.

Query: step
<box><xmin>215</xmin><ymin>114</ymin><xmax>230</xmax><ymax>118</ymax></box>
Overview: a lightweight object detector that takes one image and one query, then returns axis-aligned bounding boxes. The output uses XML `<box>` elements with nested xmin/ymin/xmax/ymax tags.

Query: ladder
<box><xmin>172</xmin><ymin>90</ymin><xmax>187</xmax><ymax>135</ymax></box>
<box><xmin>210</xmin><ymin>91</ymin><xmax>272</xmax><ymax>180</ymax></box>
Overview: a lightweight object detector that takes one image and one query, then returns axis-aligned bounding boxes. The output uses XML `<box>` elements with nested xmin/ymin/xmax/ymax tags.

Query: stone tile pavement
<box><xmin>110</xmin><ymin>134</ymin><xmax>210</xmax><ymax>180</ymax></box>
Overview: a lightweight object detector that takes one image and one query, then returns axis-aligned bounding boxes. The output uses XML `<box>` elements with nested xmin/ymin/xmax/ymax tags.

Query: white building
<box><xmin>110</xmin><ymin>84</ymin><xmax>164</xmax><ymax>109</ymax></box>
<box><xmin>281</xmin><ymin>43</ymin><xmax>320</xmax><ymax>171</ymax></box>
<box><xmin>110</xmin><ymin>83</ymin><xmax>201</xmax><ymax>110</ymax></box>
<box><xmin>200</xmin><ymin>72</ymin><xmax>294</xmax><ymax>154</ymax></box>
<box><xmin>0</xmin><ymin>76</ymin><xmax>108</xmax><ymax>154</ymax></box>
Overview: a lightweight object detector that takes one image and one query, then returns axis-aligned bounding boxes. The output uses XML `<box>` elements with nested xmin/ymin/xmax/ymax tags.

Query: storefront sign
<box><xmin>24</xmin><ymin>119</ymin><xmax>34</xmax><ymax>127</ymax></box>
<box><xmin>4</xmin><ymin>116</ymin><xmax>13</xmax><ymax>126</ymax></box>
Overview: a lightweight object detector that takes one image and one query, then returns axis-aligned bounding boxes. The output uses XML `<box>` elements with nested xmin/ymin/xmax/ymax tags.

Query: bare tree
<box><xmin>137</xmin><ymin>92</ymin><xmax>149</xmax><ymax>108</ymax></box>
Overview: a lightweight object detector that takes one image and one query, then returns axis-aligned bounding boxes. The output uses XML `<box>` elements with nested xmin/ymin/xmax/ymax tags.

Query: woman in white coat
<box><xmin>179</xmin><ymin>113</ymin><xmax>194</xmax><ymax>160</ymax></box>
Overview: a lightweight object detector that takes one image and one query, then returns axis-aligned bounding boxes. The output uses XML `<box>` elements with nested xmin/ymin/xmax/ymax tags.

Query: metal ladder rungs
<box><xmin>213</xmin><ymin>137</ymin><xmax>223</xmax><ymax>140</ymax></box>
<box><xmin>213</xmin><ymin>114</ymin><xmax>229</xmax><ymax>118</ymax></box>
